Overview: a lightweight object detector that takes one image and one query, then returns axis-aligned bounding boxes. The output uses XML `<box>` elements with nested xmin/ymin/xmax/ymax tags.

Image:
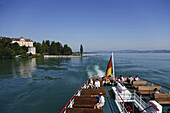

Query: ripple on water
<box><xmin>33</xmin><ymin>76</ymin><xmax>61</xmax><ymax>80</ymax></box>
<box><xmin>37</xmin><ymin>66</ymin><xmax>68</xmax><ymax>71</ymax></box>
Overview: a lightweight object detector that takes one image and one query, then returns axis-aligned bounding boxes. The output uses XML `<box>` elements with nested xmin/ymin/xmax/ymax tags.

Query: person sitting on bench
<box><xmin>118</xmin><ymin>75</ymin><xmax>124</xmax><ymax>85</ymax></box>
<box><xmin>94</xmin><ymin>92</ymin><xmax>105</xmax><ymax>109</ymax></box>
<box><xmin>87</xmin><ymin>79</ymin><xmax>93</xmax><ymax>89</ymax></box>
<box><xmin>94</xmin><ymin>79</ymin><xmax>100</xmax><ymax>89</ymax></box>
<box><xmin>150</xmin><ymin>88</ymin><xmax>159</xmax><ymax>100</ymax></box>
<box><xmin>127</xmin><ymin>76</ymin><xmax>133</xmax><ymax>84</ymax></box>
<box><xmin>134</xmin><ymin>76</ymin><xmax>139</xmax><ymax>81</ymax></box>
<box><xmin>102</xmin><ymin>77</ymin><xmax>107</xmax><ymax>86</ymax></box>
<box><xmin>106</xmin><ymin>78</ymin><xmax>112</xmax><ymax>85</ymax></box>
<box><xmin>102</xmin><ymin>77</ymin><xmax>111</xmax><ymax>86</ymax></box>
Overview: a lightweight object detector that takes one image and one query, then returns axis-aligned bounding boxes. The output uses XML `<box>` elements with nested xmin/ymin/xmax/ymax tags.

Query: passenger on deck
<box><xmin>94</xmin><ymin>79</ymin><xmax>100</xmax><ymax>89</ymax></box>
<box><xmin>150</xmin><ymin>88</ymin><xmax>159</xmax><ymax>100</ymax></box>
<box><xmin>102</xmin><ymin>77</ymin><xmax>106</xmax><ymax>86</ymax></box>
<box><xmin>94</xmin><ymin>92</ymin><xmax>105</xmax><ymax>109</ymax></box>
<box><xmin>127</xmin><ymin>76</ymin><xmax>133</xmax><ymax>84</ymax></box>
<box><xmin>154</xmin><ymin>88</ymin><xmax>159</xmax><ymax>94</ymax></box>
<box><xmin>87</xmin><ymin>79</ymin><xmax>93</xmax><ymax>89</ymax></box>
<box><xmin>102</xmin><ymin>77</ymin><xmax>111</xmax><ymax>86</ymax></box>
<box><xmin>134</xmin><ymin>76</ymin><xmax>139</xmax><ymax>81</ymax></box>
<box><xmin>106</xmin><ymin>78</ymin><xmax>112</xmax><ymax>85</ymax></box>
<box><xmin>118</xmin><ymin>75</ymin><xmax>124</xmax><ymax>85</ymax></box>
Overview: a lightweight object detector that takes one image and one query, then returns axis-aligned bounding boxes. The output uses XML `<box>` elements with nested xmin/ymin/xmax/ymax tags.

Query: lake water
<box><xmin>0</xmin><ymin>53</ymin><xmax>170</xmax><ymax>113</ymax></box>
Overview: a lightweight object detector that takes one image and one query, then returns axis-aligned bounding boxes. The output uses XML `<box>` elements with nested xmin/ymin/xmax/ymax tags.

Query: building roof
<box><xmin>12</xmin><ymin>37</ymin><xmax>33</xmax><ymax>42</ymax></box>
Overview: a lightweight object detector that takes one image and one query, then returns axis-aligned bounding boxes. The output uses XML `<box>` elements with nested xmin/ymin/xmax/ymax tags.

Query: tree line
<box><xmin>34</xmin><ymin>40</ymin><xmax>72</xmax><ymax>55</ymax></box>
<box><xmin>0</xmin><ymin>37</ymin><xmax>83</xmax><ymax>59</ymax></box>
<box><xmin>0</xmin><ymin>37</ymin><xmax>28</xmax><ymax>59</ymax></box>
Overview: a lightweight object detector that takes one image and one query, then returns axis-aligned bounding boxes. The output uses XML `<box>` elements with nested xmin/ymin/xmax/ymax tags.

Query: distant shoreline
<box><xmin>95</xmin><ymin>50</ymin><xmax>170</xmax><ymax>53</ymax></box>
<box><xmin>44</xmin><ymin>54</ymin><xmax>101</xmax><ymax>58</ymax></box>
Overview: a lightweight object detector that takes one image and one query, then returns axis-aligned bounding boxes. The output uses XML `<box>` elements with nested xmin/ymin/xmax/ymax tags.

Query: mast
<box><xmin>112</xmin><ymin>52</ymin><xmax>115</xmax><ymax>77</ymax></box>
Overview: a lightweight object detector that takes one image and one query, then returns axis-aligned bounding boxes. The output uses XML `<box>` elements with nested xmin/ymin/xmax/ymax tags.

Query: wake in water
<box><xmin>86</xmin><ymin>65</ymin><xmax>105</xmax><ymax>78</ymax></box>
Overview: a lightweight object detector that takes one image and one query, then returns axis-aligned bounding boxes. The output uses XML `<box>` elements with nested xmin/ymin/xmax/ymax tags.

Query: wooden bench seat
<box><xmin>133</xmin><ymin>81</ymin><xmax>147</xmax><ymax>88</ymax></box>
<box><xmin>138</xmin><ymin>86</ymin><xmax>161</xmax><ymax>95</ymax></box>
<box><xmin>66</xmin><ymin>108</ymin><xmax>103</xmax><ymax>113</ymax></box>
<box><xmin>73</xmin><ymin>104</ymin><xmax>95</xmax><ymax>108</ymax></box>
<box><xmin>155</xmin><ymin>94</ymin><xmax>170</xmax><ymax>105</ymax></box>
<box><xmin>74</xmin><ymin>96</ymin><xmax>98</xmax><ymax>104</ymax></box>
<box><xmin>81</xmin><ymin>89</ymin><xmax>106</xmax><ymax>97</ymax></box>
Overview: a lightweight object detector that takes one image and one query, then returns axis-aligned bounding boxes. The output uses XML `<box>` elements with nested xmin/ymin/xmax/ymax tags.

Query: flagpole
<box><xmin>112</xmin><ymin>52</ymin><xmax>115</xmax><ymax>78</ymax></box>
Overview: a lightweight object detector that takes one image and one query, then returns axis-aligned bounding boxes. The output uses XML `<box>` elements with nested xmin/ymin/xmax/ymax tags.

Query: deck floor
<box><xmin>103</xmin><ymin>85</ymin><xmax>119</xmax><ymax>113</ymax></box>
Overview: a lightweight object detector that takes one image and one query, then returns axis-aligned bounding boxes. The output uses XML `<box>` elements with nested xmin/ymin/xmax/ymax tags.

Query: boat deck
<box><xmin>61</xmin><ymin>77</ymin><xmax>170</xmax><ymax>113</ymax></box>
<box><xmin>103</xmin><ymin>85</ymin><xmax>119</xmax><ymax>113</ymax></box>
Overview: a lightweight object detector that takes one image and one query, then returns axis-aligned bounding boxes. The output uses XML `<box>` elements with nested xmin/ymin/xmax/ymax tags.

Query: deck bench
<box><xmin>137</xmin><ymin>86</ymin><xmax>161</xmax><ymax>95</ymax></box>
<box><xmin>73</xmin><ymin>103</ymin><xmax>95</xmax><ymax>108</ymax></box>
<box><xmin>74</xmin><ymin>96</ymin><xmax>98</xmax><ymax>104</ymax></box>
<box><xmin>81</xmin><ymin>89</ymin><xmax>106</xmax><ymax>97</ymax></box>
<box><xmin>155</xmin><ymin>94</ymin><xmax>170</xmax><ymax>105</ymax></box>
<box><xmin>133</xmin><ymin>81</ymin><xmax>147</xmax><ymax>88</ymax></box>
<box><xmin>66</xmin><ymin>108</ymin><xmax>103</xmax><ymax>113</ymax></box>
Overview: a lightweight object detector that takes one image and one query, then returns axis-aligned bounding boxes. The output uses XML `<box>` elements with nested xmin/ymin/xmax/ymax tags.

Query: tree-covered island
<box><xmin>0</xmin><ymin>37</ymin><xmax>74</xmax><ymax>59</ymax></box>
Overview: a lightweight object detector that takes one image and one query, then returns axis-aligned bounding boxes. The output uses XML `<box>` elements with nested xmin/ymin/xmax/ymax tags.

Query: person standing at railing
<box><xmin>94</xmin><ymin>79</ymin><xmax>100</xmax><ymax>89</ymax></box>
<box><xmin>94</xmin><ymin>92</ymin><xmax>105</xmax><ymax>109</ymax></box>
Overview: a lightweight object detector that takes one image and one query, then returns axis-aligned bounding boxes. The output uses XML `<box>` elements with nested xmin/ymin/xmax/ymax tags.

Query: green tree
<box><xmin>21</xmin><ymin>45</ymin><xmax>28</xmax><ymax>52</ymax></box>
<box><xmin>3</xmin><ymin>47</ymin><xmax>15</xmax><ymax>59</ymax></box>
<box><xmin>63</xmin><ymin>44</ymin><xmax>72</xmax><ymax>55</ymax></box>
<box><xmin>12</xmin><ymin>42</ymin><xmax>21</xmax><ymax>55</ymax></box>
<box><xmin>19</xmin><ymin>49</ymin><xmax>27</xmax><ymax>58</ymax></box>
<box><xmin>34</xmin><ymin>42</ymin><xmax>42</xmax><ymax>53</ymax></box>
<box><xmin>45</xmin><ymin>40</ymin><xmax>50</xmax><ymax>53</ymax></box>
<box><xmin>80</xmin><ymin>44</ymin><xmax>83</xmax><ymax>56</ymax></box>
<box><xmin>0</xmin><ymin>37</ymin><xmax>12</xmax><ymax>48</ymax></box>
<box><xmin>0</xmin><ymin>37</ymin><xmax>16</xmax><ymax>58</ymax></box>
<box><xmin>0</xmin><ymin>48</ymin><xmax>3</xmax><ymax>59</ymax></box>
<box><xmin>49</xmin><ymin>41</ymin><xmax>57</xmax><ymax>55</ymax></box>
<box><xmin>49</xmin><ymin>41</ymin><xmax>63</xmax><ymax>55</ymax></box>
<box><xmin>42</xmin><ymin>40</ymin><xmax>46</xmax><ymax>53</ymax></box>
<box><xmin>55</xmin><ymin>42</ymin><xmax>63</xmax><ymax>55</ymax></box>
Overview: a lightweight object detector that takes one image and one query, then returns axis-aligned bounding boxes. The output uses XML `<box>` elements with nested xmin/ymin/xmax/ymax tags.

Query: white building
<box><xmin>12</xmin><ymin>37</ymin><xmax>36</xmax><ymax>54</ymax></box>
<box><xmin>27</xmin><ymin>47</ymin><xmax>36</xmax><ymax>55</ymax></box>
<box><xmin>12</xmin><ymin>37</ymin><xmax>33</xmax><ymax>47</ymax></box>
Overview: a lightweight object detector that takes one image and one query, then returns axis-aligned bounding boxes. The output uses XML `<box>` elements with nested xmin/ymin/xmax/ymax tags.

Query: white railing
<box><xmin>115</xmin><ymin>89</ymin><xmax>159</xmax><ymax>113</ymax></box>
<box><xmin>114</xmin><ymin>88</ymin><xmax>132</xmax><ymax>113</ymax></box>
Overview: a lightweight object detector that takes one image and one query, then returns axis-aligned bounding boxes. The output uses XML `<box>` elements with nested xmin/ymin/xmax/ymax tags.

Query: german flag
<box><xmin>106</xmin><ymin>56</ymin><xmax>113</xmax><ymax>77</ymax></box>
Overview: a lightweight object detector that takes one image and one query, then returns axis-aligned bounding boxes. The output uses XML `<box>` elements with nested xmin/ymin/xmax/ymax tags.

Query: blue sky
<box><xmin>0</xmin><ymin>0</ymin><xmax>170</xmax><ymax>51</ymax></box>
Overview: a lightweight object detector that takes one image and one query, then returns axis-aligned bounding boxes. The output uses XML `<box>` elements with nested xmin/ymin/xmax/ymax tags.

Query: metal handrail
<box><xmin>115</xmin><ymin>89</ymin><xmax>133</xmax><ymax>112</ymax></box>
<box><xmin>116</xmin><ymin>89</ymin><xmax>159</xmax><ymax>112</ymax></box>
